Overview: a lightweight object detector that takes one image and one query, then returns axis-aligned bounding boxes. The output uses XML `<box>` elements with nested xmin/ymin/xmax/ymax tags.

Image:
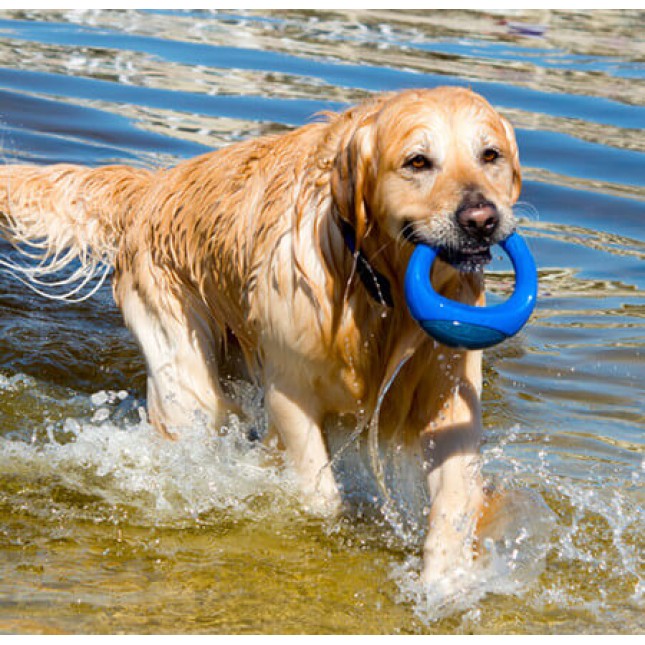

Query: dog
<box><xmin>0</xmin><ymin>87</ymin><xmax>521</xmax><ymax>585</ymax></box>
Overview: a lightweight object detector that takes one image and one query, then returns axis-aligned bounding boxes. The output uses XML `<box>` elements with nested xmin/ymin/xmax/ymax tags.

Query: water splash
<box><xmin>0</xmin><ymin>375</ymin><xmax>642</xmax><ymax>628</ymax></box>
<box><xmin>0</xmin><ymin>381</ymin><xmax>298</xmax><ymax>527</ymax></box>
<box><xmin>390</xmin><ymin>488</ymin><xmax>556</xmax><ymax>623</ymax></box>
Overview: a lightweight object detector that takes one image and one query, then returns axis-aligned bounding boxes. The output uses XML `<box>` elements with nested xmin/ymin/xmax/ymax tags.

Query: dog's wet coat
<box><xmin>0</xmin><ymin>87</ymin><xmax>522</xmax><ymax>585</ymax></box>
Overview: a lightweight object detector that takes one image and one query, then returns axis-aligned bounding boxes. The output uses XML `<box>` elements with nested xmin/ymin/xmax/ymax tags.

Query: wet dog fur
<box><xmin>0</xmin><ymin>87</ymin><xmax>522</xmax><ymax>584</ymax></box>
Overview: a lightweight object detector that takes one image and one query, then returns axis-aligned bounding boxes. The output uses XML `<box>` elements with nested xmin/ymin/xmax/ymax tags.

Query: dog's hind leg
<box><xmin>264</xmin><ymin>379</ymin><xmax>341</xmax><ymax>514</ymax></box>
<box><xmin>116</xmin><ymin>272</ymin><xmax>237</xmax><ymax>439</ymax></box>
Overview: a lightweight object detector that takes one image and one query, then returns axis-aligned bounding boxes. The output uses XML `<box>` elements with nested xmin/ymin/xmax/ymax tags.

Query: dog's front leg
<box><xmin>265</xmin><ymin>382</ymin><xmax>341</xmax><ymax>514</ymax></box>
<box><xmin>419</xmin><ymin>365</ymin><xmax>486</xmax><ymax>586</ymax></box>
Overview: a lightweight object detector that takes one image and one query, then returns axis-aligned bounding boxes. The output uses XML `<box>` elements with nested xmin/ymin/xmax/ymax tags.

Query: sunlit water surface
<box><xmin>0</xmin><ymin>9</ymin><xmax>643</xmax><ymax>634</ymax></box>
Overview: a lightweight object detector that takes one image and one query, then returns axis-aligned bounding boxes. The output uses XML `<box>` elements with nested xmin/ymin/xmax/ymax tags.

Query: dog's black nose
<box><xmin>456</xmin><ymin>194</ymin><xmax>499</xmax><ymax>241</ymax></box>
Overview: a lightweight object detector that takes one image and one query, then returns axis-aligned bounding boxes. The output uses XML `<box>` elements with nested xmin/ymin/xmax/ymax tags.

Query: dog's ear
<box><xmin>500</xmin><ymin>115</ymin><xmax>522</xmax><ymax>203</ymax></box>
<box><xmin>331</xmin><ymin>117</ymin><xmax>376</xmax><ymax>249</ymax></box>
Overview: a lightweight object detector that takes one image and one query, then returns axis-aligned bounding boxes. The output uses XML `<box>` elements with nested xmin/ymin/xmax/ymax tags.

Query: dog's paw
<box><xmin>300</xmin><ymin>478</ymin><xmax>343</xmax><ymax>517</ymax></box>
<box><xmin>301</xmin><ymin>495</ymin><xmax>343</xmax><ymax>518</ymax></box>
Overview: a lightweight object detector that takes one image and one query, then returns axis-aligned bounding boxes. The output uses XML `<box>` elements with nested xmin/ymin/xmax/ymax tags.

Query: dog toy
<box><xmin>404</xmin><ymin>232</ymin><xmax>537</xmax><ymax>350</ymax></box>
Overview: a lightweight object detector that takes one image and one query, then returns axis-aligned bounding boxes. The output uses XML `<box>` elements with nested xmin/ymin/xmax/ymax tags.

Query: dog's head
<box><xmin>332</xmin><ymin>87</ymin><xmax>521</xmax><ymax>273</ymax></box>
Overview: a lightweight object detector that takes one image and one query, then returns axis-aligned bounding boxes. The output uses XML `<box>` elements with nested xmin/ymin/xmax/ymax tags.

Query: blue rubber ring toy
<box><xmin>404</xmin><ymin>232</ymin><xmax>538</xmax><ymax>350</ymax></box>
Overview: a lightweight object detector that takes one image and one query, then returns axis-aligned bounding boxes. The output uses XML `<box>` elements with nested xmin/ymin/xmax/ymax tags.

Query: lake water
<box><xmin>0</xmin><ymin>8</ymin><xmax>642</xmax><ymax>635</ymax></box>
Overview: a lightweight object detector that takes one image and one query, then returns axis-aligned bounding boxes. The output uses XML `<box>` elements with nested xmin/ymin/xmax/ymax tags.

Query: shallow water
<box><xmin>0</xmin><ymin>9</ymin><xmax>643</xmax><ymax>635</ymax></box>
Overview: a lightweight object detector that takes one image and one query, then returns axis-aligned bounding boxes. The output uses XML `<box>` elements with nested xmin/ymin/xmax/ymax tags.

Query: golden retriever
<box><xmin>0</xmin><ymin>87</ymin><xmax>521</xmax><ymax>585</ymax></box>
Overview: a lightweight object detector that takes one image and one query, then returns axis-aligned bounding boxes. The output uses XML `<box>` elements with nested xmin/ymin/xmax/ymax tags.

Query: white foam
<box><xmin>0</xmin><ymin>385</ymin><xmax>299</xmax><ymax>525</ymax></box>
<box><xmin>0</xmin><ymin>372</ymin><xmax>36</xmax><ymax>391</ymax></box>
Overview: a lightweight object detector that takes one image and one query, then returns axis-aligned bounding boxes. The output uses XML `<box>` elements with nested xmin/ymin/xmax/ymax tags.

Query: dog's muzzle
<box><xmin>441</xmin><ymin>192</ymin><xmax>502</xmax><ymax>271</ymax></box>
<box><xmin>402</xmin><ymin>192</ymin><xmax>511</xmax><ymax>272</ymax></box>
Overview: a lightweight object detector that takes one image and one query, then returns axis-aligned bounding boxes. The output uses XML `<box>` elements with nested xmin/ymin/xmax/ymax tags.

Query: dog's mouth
<box><xmin>437</xmin><ymin>245</ymin><xmax>493</xmax><ymax>272</ymax></box>
<box><xmin>402</xmin><ymin>222</ymin><xmax>493</xmax><ymax>273</ymax></box>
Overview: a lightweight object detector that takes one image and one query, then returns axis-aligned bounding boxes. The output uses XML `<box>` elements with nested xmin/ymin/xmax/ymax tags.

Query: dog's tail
<box><xmin>0</xmin><ymin>163</ymin><xmax>153</xmax><ymax>301</ymax></box>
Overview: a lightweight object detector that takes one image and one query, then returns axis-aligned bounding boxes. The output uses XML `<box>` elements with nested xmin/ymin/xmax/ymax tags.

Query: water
<box><xmin>0</xmin><ymin>9</ymin><xmax>643</xmax><ymax>634</ymax></box>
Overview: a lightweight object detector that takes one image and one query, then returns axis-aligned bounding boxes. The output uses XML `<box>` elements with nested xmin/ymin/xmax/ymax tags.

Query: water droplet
<box><xmin>90</xmin><ymin>391</ymin><xmax>109</xmax><ymax>407</ymax></box>
<box><xmin>92</xmin><ymin>408</ymin><xmax>110</xmax><ymax>423</ymax></box>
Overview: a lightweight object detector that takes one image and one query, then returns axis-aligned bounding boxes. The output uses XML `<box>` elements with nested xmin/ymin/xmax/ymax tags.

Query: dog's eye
<box><xmin>481</xmin><ymin>148</ymin><xmax>500</xmax><ymax>164</ymax></box>
<box><xmin>406</xmin><ymin>154</ymin><xmax>433</xmax><ymax>171</ymax></box>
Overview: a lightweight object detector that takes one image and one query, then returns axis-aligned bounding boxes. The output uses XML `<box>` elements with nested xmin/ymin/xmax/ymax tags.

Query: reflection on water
<box><xmin>0</xmin><ymin>8</ymin><xmax>643</xmax><ymax>635</ymax></box>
